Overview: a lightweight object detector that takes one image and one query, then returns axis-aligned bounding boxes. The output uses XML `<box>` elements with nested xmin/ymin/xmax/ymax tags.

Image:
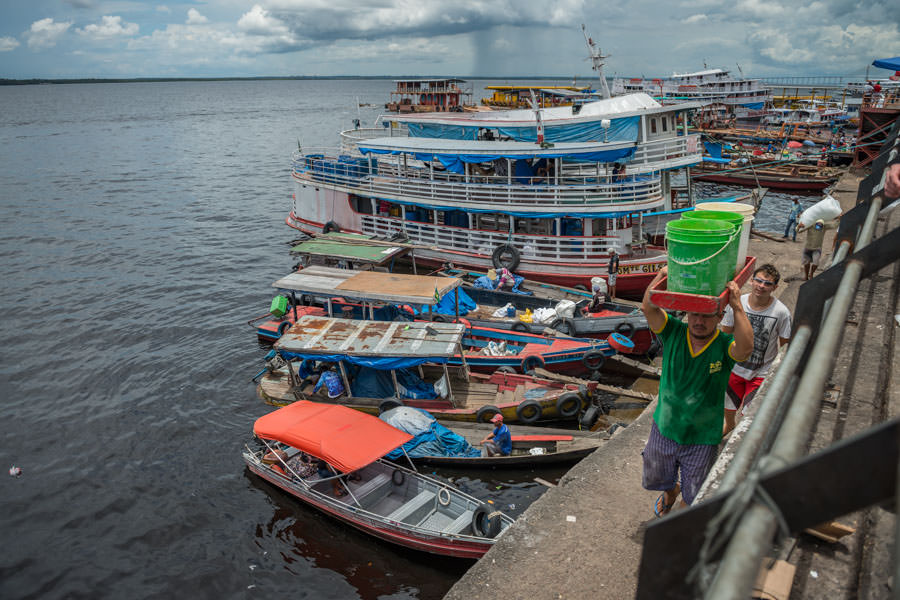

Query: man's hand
<box><xmin>726</xmin><ymin>280</ymin><xmax>742</xmax><ymax>310</ymax></box>
<box><xmin>886</xmin><ymin>163</ymin><xmax>900</xmax><ymax>200</ymax></box>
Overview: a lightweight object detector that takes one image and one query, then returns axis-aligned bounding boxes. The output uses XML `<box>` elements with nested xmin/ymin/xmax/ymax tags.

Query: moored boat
<box><xmin>244</xmin><ymin>400</ymin><xmax>514</xmax><ymax>558</ymax></box>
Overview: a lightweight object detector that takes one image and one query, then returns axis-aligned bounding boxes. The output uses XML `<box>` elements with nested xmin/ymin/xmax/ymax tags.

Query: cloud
<box><xmin>682</xmin><ymin>14</ymin><xmax>708</xmax><ymax>24</ymax></box>
<box><xmin>238</xmin><ymin>5</ymin><xmax>291</xmax><ymax>36</ymax></box>
<box><xmin>24</xmin><ymin>18</ymin><xmax>72</xmax><ymax>49</ymax></box>
<box><xmin>77</xmin><ymin>16</ymin><xmax>139</xmax><ymax>39</ymax></box>
<box><xmin>65</xmin><ymin>0</ymin><xmax>95</xmax><ymax>7</ymax></box>
<box><xmin>0</xmin><ymin>36</ymin><xmax>20</xmax><ymax>52</ymax></box>
<box><xmin>186</xmin><ymin>9</ymin><xmax>208</xmax><ymax>25</ymax></box>
<box><xmin>157</xmin><ymin>5</ymin><xmax>172</xmax><ymax>13</ymax></box>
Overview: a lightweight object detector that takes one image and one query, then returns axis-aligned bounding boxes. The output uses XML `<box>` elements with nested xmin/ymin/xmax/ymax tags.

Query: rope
<box><xmin>665</xmin><ymin>227</ymin><xmax>741</xmax><ymax>266</ymax></box>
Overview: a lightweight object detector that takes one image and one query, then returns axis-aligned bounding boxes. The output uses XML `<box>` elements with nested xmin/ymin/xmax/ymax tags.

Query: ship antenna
<box><xmin>582</xmin><ymin>24</ymin><xmax>611</xmax><ymax>99</ymax></box>
<box><xmin>736</xmin><ymin>63</ymin><xmax>744</xmax><ymax>77</ymax></box>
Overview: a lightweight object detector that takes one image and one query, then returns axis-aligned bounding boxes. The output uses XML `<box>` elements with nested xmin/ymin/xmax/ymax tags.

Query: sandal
<box><xmin>654</xmin><ymin>493</ymin><xmax>673</xmax><ymax>518</ymax></box>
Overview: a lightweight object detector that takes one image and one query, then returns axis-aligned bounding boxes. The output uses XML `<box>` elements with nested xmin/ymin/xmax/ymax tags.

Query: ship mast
<box><xmin>582</xmin><ymin>24</ymin><xmax>611</xmax><ymax>99</ymax></box>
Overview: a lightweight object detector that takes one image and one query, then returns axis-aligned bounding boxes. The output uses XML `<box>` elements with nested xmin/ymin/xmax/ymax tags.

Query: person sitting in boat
<box><xmin>264</xmin><ymin>449</ymin><xmax>319</xmax><ymax>479</ymax></box>
<box><xmin>480</xmin><ymin>414</ymin><xmax>512</xmax><ymax>457</ymax></box>
<box><xmin>531</xmin><ymin>158</ymin><xmax>550</xmax><ymax>184</ymax></box>
<box><xmin>612</xmin><ymin>162</ymin><xmax>626</xmax><ymax>182</ymax></box>
<box><xmin>583</xmin><ymin>280</ymin><xmax>608</xmax><ymax>314</ymax></box>
<box><xmin>316</xmin><ymin>458</ymin><xmax>350</xmax><ymax>497</ymax></box>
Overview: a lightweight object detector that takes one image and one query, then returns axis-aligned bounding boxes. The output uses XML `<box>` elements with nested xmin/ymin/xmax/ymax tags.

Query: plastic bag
<box><xmin>554</xmin><ymin>299</ymin><xmax>576</xmax><ymax>318</ymax></box>
<box><xmin>493</xmin><ymin>302</ymin><xmax>515</xmax><ymax>318</ymax></box>
<box><xmin>532</xmin><ymin>307</ymin><xmax>558</xmax><ymax>324</ymax></box>
<box><xmin>799</xmin><ymin>194</ymin><xmax>841</xmax><ymax>228</ymax></box>
<box><xmin>519</xmin><ymin>308</ymin><xmax>533</xmax><ymax>323</ymax></box>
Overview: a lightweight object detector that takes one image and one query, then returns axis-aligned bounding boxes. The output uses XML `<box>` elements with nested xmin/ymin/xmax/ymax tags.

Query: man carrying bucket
<box><xmin>640</xmin><ymin>267</ymin><xmax>753</xmax><ymax>517</ymax></box>
<box><xmin>719</xmin><ymin>263</ymin><xmax>792</xmax><ymax>435</ymax></box>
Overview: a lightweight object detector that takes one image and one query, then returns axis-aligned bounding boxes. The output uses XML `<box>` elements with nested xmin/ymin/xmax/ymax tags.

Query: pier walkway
<box><xmin>445</xmin><ymin>167</ymin><xmax>899</xmax><ymax>599</ymax></box>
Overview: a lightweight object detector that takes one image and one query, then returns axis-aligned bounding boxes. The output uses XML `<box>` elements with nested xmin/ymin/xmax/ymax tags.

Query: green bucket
<box><xmin>683</xmin><ymin>209</ymin><xmax>744</xmax><ymax>233</ymax></box>
<box><xmin>665</xmin><ymin>218</ymin><xmax>739</xmax><ymax>296</ymax></box>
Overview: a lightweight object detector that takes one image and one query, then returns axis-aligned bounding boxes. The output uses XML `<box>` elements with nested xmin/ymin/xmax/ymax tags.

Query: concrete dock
<box><xmin>444</xmin><ymin>171</ymin><xmax>899</xmax><ymax>599</ymax></box>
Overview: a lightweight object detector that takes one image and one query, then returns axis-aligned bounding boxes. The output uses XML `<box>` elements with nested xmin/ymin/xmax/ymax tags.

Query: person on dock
<box><xmin>719</xmin><ymin>264</ymin><xmax>792</xmax><ymax>435</ymax></box>
<box><xmin>481</xmin><ymin>413</ymin><xmax>512</xmax><ymax>457</ymax></box>
<box><xmin>640</xmin><ymin>267</ymin><xmax>753</xmax><ymax>517</ymax></box>
<box><xmin>797</xmin><ymin>217</ymin><xmax>839</xmax><ymax>280</ymax></box>
<box><xmin>783</xmin><ymin>198</ymin><xmax>802</xmax><ymax>241</ymax></box>
<box><xmin>607</xmin><ymin>249</ymin><xmax>619</xmax><ymax>299</ymax></box>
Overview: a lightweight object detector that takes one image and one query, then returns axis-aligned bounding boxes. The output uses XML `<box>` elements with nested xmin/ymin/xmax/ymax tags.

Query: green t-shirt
<box><xmin>652</xmin><ymin>313</ymin><xmax>737</xmax><ymax>445</ymax></box>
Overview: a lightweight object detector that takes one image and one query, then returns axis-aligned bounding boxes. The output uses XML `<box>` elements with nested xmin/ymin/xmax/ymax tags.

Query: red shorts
<box><xmin>725</xmin><ymin>373</ymin><xmax>764</xmax><ymax>411</ymax></box>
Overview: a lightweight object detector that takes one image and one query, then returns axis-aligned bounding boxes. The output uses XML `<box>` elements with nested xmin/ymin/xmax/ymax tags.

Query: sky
<box><xmin>1</xmin><ymin>0</ymin><xmax>899</xmax><ymax>80</ymax></box>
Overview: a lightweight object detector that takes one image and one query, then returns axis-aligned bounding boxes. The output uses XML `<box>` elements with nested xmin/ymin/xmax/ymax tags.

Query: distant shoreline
<box><xmin>1</xmin><ymin>75</ymin><xmax>596</xmax><ymax>86</ymax></box>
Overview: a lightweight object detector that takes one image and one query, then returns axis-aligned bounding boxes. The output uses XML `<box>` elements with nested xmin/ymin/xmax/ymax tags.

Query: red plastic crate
<box><xmin>648</xmin><ymin>256</ymin><xmax>757</xmax><ymax>314</ymax></box>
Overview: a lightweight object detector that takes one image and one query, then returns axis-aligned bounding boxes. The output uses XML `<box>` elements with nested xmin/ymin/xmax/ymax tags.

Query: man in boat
<box><xmin>719</xmin><ymin>263</ymin><xmax>792</xmax><ymax>435</ymax></box>
<box><xmin>607</xmin><ymin>249</ymin><xmax>620</xmax><ymax>299</ymax></box>
<box><xmin>640</xmin><ymin>267</ymin><xmax>753</xmax><ymax>517</ymax></box>
<box><xmin>782</xmin><ymin>198</ymin><xmax>802</xmax><ymax>241</ymax></box>
<box><xmin>480</xmin><ymin>414</ymin><xmax>512</xmax><ymax>457</ymax></box>
<box><xmin>797</xmin><ymin>217</ymin><xmax>839</xmax><ymax>280</ymax></box>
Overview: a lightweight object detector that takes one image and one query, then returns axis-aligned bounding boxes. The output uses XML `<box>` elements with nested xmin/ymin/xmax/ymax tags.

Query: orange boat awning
<box><xmin>253</xmin><ymin>401</ymin><xmax>413</xmax><ymax>473</ymax></box>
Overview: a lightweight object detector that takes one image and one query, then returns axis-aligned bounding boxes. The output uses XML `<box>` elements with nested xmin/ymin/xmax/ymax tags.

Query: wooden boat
<box><xmin>380</xmin><ymin>406</ymin><xmax>604</xmax><ymax>467</ymax></box>
<box><xmin>434</xmin><ymin>267</ymin><xmax>653</xmax><ymax>354</ymax></box>
<box><xmin>690</xmin><ymin>160</ymin><xmax>839</xmax><ymax>192</ymax></box>
<box><xmin>244</xmin><ymin>401</ymin><xmax>514</xmax><ymax>558</ymax></box>
<box><xmin>257</xmin><ymin>316</ymin><xmax>606</xmax><ymax>423</ymax></box>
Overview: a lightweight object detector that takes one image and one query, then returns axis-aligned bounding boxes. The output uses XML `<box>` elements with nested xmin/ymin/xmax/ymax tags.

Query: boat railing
<box><xmin>359</xmin><ymin>214</ymin><xmax>625</xmax><ymax>260</ymax></box>
<box><xmin>292</xmin><ymin>151</ymin><xmax>664</xmax><ymax>212</ymax></box>
<box><xmin>340</xmin><ymin>127</ymin><xmax>409</xmax><ymax>153</ymax></box>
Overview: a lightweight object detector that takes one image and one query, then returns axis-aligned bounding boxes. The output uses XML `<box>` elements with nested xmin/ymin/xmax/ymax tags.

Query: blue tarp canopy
<box><xmin>702</xmin><ymin>156</ymin><xmax>731</xmax><ymax>164</ymax></box>
<box><xmin>380</xmin><ymin>407</ymin><xmax>481</xmax><ymax>460</ymax></box>
<box><xmin>404</xmin><ymin>116</ymin><xmax>640</xmax><ymax>144</ymax></box>
<box><xmin>276</xmin><ymin>351</ymin><xmax>446</xmax><ymax>369</ymax></box>
<box><xmin>872</xmin><ymin>57</ymin><xmax>900</xmax><ymax>71</ymax></box>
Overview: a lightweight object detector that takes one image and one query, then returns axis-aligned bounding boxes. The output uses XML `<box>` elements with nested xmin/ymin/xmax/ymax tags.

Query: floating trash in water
<box><xmin>508</xmin><ymin>504</ymin><xmax>516</xmax><ymax>510</ymax></box>
<box><xmin>566</xmin><ymin>515</ymin><xmax>577</xmax><ymax>523</ymax></box>
<box><xmin>9</xmin><ymin>466</ymin><xmax>21</xmax><ymax>477</ymax></box>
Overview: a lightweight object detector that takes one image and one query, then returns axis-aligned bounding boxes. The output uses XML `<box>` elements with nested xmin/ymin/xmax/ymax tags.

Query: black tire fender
<box><xmin>491</xmin><ymin>244</ymin><xmax>520</xmax><ymax>271</ymax></box>
<box><xmin>277</xmin><ymin>321</ymin><xmax>292</xmax><ymax>337</ymax></box>
<box><xmin>520</xmin><ymin>355</ymin><xmax>545</xmax><ymax>373</ymax></box>
<box><xmin>430</xmin><ymin>314</ymin><xmax>446</xmax><ymax>323</ymax></box>
<box><xmin>580</xmin><ymin>405</ymin><xmax>600</xmax><ymax>428</ymax></box>
<box><xmin>391</xmin><ymin>469</ymin><xmax>405</xmax><ymax>486</ymax></box>
<box><xmin>475</xmin><ymin>405</ymin><xmax>501</xmax><ymax>423</ymax></box>
<box><xmin>379</xmin><ymin>399</ymin><xmax>404</xmax><ymax>415</ymax></box>
<box><xmin>582</xmin><ymin>349</ymin><xmax>606</xmax><ymax>371</ymax></box>
<box><xmin>515</xmin><ymin>399</ymin><xmax>542</xmax><ymax>424</ymax></box>
<box><xmin>322</xmin><ymin>221</ymin><xmax>340</xmax><ymax>234</ymax></box>
<box><xmin>549</xmin><ymin>317</ymin><xmax>576</xmax><ymax>336</ymax></box>
<box><xmin>511</xmin><ymin>321</ymin><xmax>530</xmax><ymax>333</ymax></box>
<box><xmin>471</xmin><ymin>504</ymin><xmax>502</xmax><ymax>538</ymax></box>
<box><xmin>615</xmin><ymin>321</ymin><xmax>636</xmax><ymax>338</ymax></box>
<box><xmin>556</xmin><ymin>391</ymin><xmax>581</xmax><ymax>418</ymax></box>
<box><xmin>496</xmin><ymin>366</ymin><xmax>517</xmax><ymax>374</ymax></box>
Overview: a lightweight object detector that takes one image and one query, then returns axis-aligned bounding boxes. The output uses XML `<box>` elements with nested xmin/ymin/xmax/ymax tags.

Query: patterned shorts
<box><xmin>642</xmin><ymin>421</ymin><xmax>718</xmax><ymax>505</ymax></box>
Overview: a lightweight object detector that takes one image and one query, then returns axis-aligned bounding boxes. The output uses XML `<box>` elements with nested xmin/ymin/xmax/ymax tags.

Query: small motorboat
<box><xmin>380</xmin><ymin>406</ymin><xmax>605</xmax><ymax>467</ymax></box>
<box><xmin>243</xmin><ymin>401</ymin><xmax>514</xmax><ymax>558</ymax></box>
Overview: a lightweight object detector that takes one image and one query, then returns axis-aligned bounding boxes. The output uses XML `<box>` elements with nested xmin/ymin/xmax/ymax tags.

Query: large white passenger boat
<box><xmin>611</xmin><ymin>68</ymin><xmax>771</xmax><ymax>118</ymax></box>
<box><xmin>287</xmin><ymin>93</ymin><xmax>704</xmax><ymax>296</ymax></box>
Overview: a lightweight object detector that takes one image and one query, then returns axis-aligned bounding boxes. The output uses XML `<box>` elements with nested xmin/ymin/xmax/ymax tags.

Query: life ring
<box><xmin>516</xmin><ymin>399</ymin><xmax>542</xmax><ymax>424</ymax></box>
<box><xmin>511</xmin><ymin>321</ymin><xmax>530</xmax><ymax>333</ymax></box>
<box><xmin>608</xmin><ymin>332</ymin><xmax>636</xmax><ymax>354</ymax></box>
<box><xmin>582</xmin><ymin>349</ymin><xmax>606</xmax><ymax>371</ymax></box>
<box><xmin>277</xmin><ymin>321</ymin><xmax>292</xmax><ymax>337</ymax></box>
<box><xmin>615</xmin><ymin>321</ymin><xmax>636</xmax><ymax>338</ymax></box>
<box><xmin>392</xmin><ymin>469</ymin><xmax>406</xmax><ymax>486</ymax></box>
<box><xmin>476</xmin><ymin>405</ymin><xmax>501</xmax><ymax>423</ymax></box>
<box><xmin>549</xmin><ymin>317</ymin><xmax>576</xmax><ymax>336</ymax></box>
<box><xmin>556</xmin><ymin>392</ymin><xmax>581</xmax><ymax>418</ymax></box>
<box><xmin>438</xmin><ymin>487</ymin><xmax>452</xmax><ymax>506</ymax></box>
<box><xmin>520</xmin><ymin>355</ymin><xmax>545</xmax><ymax>373</ymax></box>
<box><xmin>491</xmin><ymin>244</ymin><xmax>520</xmax><ymax>271</ymax></box>
<box><xmin>379</xmin><ymin>399</ymin><xmax>404</xmax><ymax>415</ymax></box>
<box><xmin>322</xmin><ymin>221</ymin><xmax>341</xmax><ymax>234</ymax></box>
<box><xmin>471</xmin><ymin>504</ymin><xmax>502</xmax><ymax>538</ymax></box>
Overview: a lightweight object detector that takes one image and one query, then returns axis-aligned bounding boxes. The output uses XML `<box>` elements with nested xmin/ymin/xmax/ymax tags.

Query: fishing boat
<box><xmin>257</xmin><ymin>315</ymin><xmax>608</xmax><ymax>423</ymax></box>
<box><xmin>287</xmin><ymin>92</ymin><xmax>705</xmax><ymax>297</ymax></box>
<box><xmin>611</xmin><ymin>67</ymin><xmax>772</xmax><ymax>118</ymax></box>
<box><xmin>760</xmin><ymin>103</ymin><xmax>850</xmax><ymax>129</ymax></box>
<box><xmin>244</xmin><ymin>400</ymin><xmax>514</xmax><ymax>558</ymax></box>
<box><xmin>691</xmin><ymin>160</ymin><xmax>840</xmax><ymax>192</ymax></box>
<box><xmin>379</xmin><ymin>405</ymin><xmax>604</xmax><ymax>467</ymax></box>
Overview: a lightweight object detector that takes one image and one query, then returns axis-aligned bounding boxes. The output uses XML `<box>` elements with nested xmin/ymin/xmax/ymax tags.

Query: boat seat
<box><xmin>348</xmin><ymin>473</ymin><xmax>390</xmax><ymax>502</ymax></box>
<box><xmin>442</xmin><ymin>509</ymin><xmax>474</xmax><ymax>535</ymax></box>
<box><xmin>387</xmin><ymin>490</ymin><xmax>435</xmax><ymax>523</ymax></box>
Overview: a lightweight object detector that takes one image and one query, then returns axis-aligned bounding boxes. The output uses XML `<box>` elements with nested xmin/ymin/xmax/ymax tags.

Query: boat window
<box><xmin>650</xmin><ymin>118</ymin><xmax>658</xmax><ymax>134</ymax></box>
<box><xmin>473</xmin><ymin>214</ymin><xmax>510</xmax><ymax>232</ymax></box>
<box><xmin>661</xmin><ymin>117</ymin><xmax>668</xmax><ymax>132</ymax></box>
<box><xmin>349</xmin><ymin>195</ymin><xmax>374</xmax><ymax>214</ymax></box>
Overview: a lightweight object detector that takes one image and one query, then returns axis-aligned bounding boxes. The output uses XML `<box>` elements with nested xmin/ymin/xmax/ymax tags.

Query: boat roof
<box><xmin>357</xmin><ymin>136</ymin><xmax>635</xmax><ymax>158</ymax></box>
<box><xmin>486</xmin><ymin>85</ymin><xmax>590</xmax><ymax>92</ymax></box>
<box><xmin>290</xmin><ymin>234</ymin><xmax>408</xmax><ymax>265</ymax></box>
<box><xmin>273</xmin><ymin>265</ymin><xmax>461</xmax><ymax>305</ymax></box>
<box><xmin>386</xmin><ymin>93</ymin><xmax>702</xmax><ymax>127</ymax></box>
<box><xmin>670</xmin><ymin>68</ymin><xmax>729</xmax><ymax>78</ymax></box>
<box><xmin>274</xmin><ymin>315</ymin><xmax>465</xmax><ymax>358</ymax></box>
<box><xmin>393</xmin><ymin>78</ymin><xmax>466</xmax><ymax>84</ymax></box>
<box><xmin>253</xmin><ymin>401</ymin><xmax>413</xmax><ymax>473</ymax></box>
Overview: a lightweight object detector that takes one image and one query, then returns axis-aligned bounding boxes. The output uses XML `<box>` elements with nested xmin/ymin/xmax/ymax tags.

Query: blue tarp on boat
<box><xmin>351</xmin><ymin>366</ymin><xmax>436</xmax><ymax>400</ymax></box>
<box><xmin>404</xmin><ymin>116</ymin><xmax>640</xmax><ymax>144</ymax></box>
<box><xmin>872</xmin><ymin>57</ymin><xmax>900</xmax><ymax>71</ymax></box>
<box><xmin>380</xmin><ymin>407</ymin><xmax>481</xmax><ymax>460</ymax></box>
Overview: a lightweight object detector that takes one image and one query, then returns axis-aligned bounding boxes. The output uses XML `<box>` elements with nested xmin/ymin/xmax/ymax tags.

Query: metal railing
<box><xmin>636</xmin><ymin>113</ymin><xmax>900</xmax><ymax>599</ymax></box>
